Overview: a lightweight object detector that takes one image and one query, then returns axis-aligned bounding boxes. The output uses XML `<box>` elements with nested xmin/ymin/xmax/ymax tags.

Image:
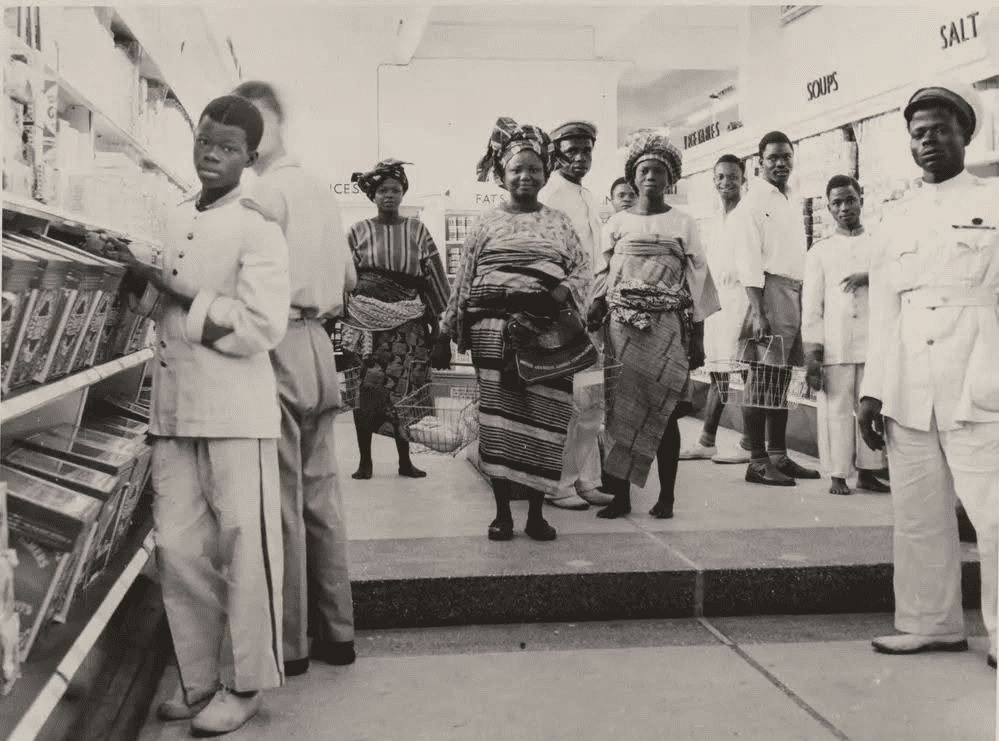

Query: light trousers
<box><xmin>551</xmin><ymin>359</ymin><xmax>604</xmax><ymax>498</ymax></box>
<box><xmin>152</xmin><ymin>437</ymin><xmax>284</xmax><ymax>695</ymax></box>
<box><xmin>885</xmin><ymin>416</ymin><xmax>998</xmax><ymax>651</ymax></box>
<box><xmin>816</xmin><ymin>363</ymin><xmax>886</xmax><ymax>478</ymax></box>
<box><xmin>271</xmin><ymin>319</ymin><xmax>354</xmax><ymax>663</ymax></box>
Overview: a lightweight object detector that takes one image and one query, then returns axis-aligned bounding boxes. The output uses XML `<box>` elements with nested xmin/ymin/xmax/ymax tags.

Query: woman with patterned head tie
<box><xmin>432</xmin><ymin>117</ymin><xmax>593</xmax><ymax>542</ymax></box>
<box><xmin>341</xmin><ymin>158</ymin><xmax>451</xmax><ymax>480</ymax></box>
<box><xmin>587</xmin><ymin>130</ymin><xmax>720</xmax><ymax>519</ymax></box>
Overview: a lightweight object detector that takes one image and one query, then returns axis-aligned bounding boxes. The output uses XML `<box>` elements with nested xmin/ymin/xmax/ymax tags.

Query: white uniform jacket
<box><xmin>860</xmin><ymin>170</ymin><xmax>999</xmax><ymax>431</ymax></box>
<box><xmin>148</xmin><ymin>186</ymin><xmax>290</xmax><ymax>439</ymax></box>
<box><xmin>801</xmin><ymin>229</ymin><xmax>872</xmax><ymax>365</ymax></box>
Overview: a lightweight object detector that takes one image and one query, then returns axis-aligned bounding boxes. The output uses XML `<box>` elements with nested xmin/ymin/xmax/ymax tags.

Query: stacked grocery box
<box><xmin>0</xmin><ymin>230</ymin><xmax>143</xmax><ymax>398</ymax></box>
<box><xmin>0</xmin><ymin>398</ymin><xmax>153</xmax><ymax>660</ymax></box>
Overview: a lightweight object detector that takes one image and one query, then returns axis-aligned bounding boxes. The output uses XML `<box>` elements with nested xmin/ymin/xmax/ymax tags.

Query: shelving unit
<box><xmin>1</xmin><ymin>7</ymin><xmax>238</xmax><ymax>739</ymax></box>
<box><xmin>1</xmin><ymin>349</ymin><xmax>154</xmax><ymax>423</ymax></box>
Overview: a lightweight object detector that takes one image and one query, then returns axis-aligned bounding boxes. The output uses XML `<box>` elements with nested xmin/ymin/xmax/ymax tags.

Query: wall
<box><xmin>684</xmin><ymin>4</ymin><xmax>994</xmax><ymax>178</ymax></box>
<box><xmin>377</xmin><ymin>58</ymin><xmax>624</xmax><ymax>223</ymax></box>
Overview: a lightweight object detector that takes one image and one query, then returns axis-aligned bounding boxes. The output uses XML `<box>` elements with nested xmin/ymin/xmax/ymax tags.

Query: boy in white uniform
<box><xmin>119</xmin><ymin>96</ymin><xmax>290</xmax><ymax>735</ymax></box>
<box><xmin>802</xmin><ymin>175</ymin><xmax>889</xmax><ymax>495</ymax></box>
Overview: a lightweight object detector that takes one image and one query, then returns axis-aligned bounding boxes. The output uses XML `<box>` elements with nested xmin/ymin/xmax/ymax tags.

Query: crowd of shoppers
<box><xmin>116</xmin><ymin>77</ymin><xmax>996</xmax><ymax>736</ymax></box>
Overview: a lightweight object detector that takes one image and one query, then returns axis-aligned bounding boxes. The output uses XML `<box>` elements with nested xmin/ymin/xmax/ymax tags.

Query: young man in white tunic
<box><xmin>538</xmin><ymin>120</ymin><xmax>614</xmax><ymax>509</ymax></box>
<box><xmin>802</xmin><ymin>174</ymin><xmax>889</xmax><ymax>496</ymax></box>
<box><xmin>858</xmin><ymin>81</ymin><xmax>998</xmax><ymax>668</ymax></box>
<box><xmin>119</xmin><ymin>96</ymin><xmax>290</xmax><ymax>735</ymax></box>
<box><xmin>680</xmin><ymin>154</ymin><xmax>752</xmax><ymax>463</ymax></box>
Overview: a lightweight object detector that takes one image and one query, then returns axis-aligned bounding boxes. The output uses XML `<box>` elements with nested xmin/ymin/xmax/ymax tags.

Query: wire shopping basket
<box><xmin>394</xmin><ymin>381</ymin><xmax>480</xmax><ymax>455</ymax></box>
<box><xmin>708</xmin><ymin>336</ymin><xmax>804</xmax><ymax>410</ymax></box>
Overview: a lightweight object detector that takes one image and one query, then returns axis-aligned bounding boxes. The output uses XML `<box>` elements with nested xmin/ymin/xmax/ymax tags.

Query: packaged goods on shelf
<box><xmin>0</xmin><ymin>240</ymin><xmax>72</xmax><ymax>395</ymax></box>
<box><xmin>8</xmin><ymin>530</ymin><xmax>70</xmax><ymax>662</ymax></box>
<box><xmin>1</xmin><ymin>246</ymin><xmax>43</xmax><ymax>392</ymax></box>
<box><xmin>5</xmin><ymin>234</ymin><xmax>102</xmax><ymax>383</ymax></box>
<box><xmin>2</xmin><ymin>465</ymin><xmax>101</xmax><ymax>631</ymax></box>
<box><xmin>9</xmin><ymin>423</ymin><xmax>148</xmax><ymax>583</ymax></box>
<box><xmin>0</xmin><ymin>482</ymin><xmax>18</xmax><ymax>694</ymax></box>
<box><xmin>95</xmin><ymin>395</ymin><xmax>151</xmax><ymax>424</ymax></box>
<box><xmin>3</xmin><ymin>448</ymin><xmax>125</xmax><ymax>604</ymax></box>
<box><xmin>76</xmin><ymin>421</ymin><xmax>152</xmax><ymax>552</ymax></box>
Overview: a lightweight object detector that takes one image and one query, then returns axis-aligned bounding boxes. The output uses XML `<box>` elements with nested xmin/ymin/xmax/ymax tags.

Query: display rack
<box><xmin>1</xmin><ymin>6</ymin><xmax>236</xmax><ymax>739</ymax></box>
<box><xmin>5</xmin><ymin>30</ymin><xmax>193</xmax><ymax>196</ymax></box>
<box><xmin>1</xmin><ymin>349</ymin><xmax>154</xmax><ymax>423</ymax></box>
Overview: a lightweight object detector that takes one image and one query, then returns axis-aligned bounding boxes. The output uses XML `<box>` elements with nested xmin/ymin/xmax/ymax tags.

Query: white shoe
<box><xmin>190</xmin><ymin>687</ymin><xmax>262</xmax><ymax>735</ymax></box>
<box><xmin>679</xmin><ymin>443</ymin><xmax>717</xmax><ymax>460</ymax></box>
<box><xmin>577</xmin><ymin>488</ymin><xmax>615</xmax><ymax>506</ymax></box>
<box><xmin>871</xmin><ymin>633</ymin><xmax>968</xmax><ymax>655</ymax></box>
<box><xmin>547</xmin><ymin>492</ymin><xmax>590</xmax><ymax>510</ymax></box>
<box><xmin>157</xmin><ymin>683</ymin><xmax>214</xmax><ymax>721</ymax></box>
<box><xmin>712</xmin><ymin>446</ymin><xmax>752</xmax><ymax>464</ymax></box>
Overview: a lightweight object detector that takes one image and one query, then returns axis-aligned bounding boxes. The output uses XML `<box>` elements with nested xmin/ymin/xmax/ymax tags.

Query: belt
<box><xmin>902</xmin><ymin>286</ymin><xmax>999</xmax><ymax>309</ymax></box>
<box><xmin>288</xmin><ymin>306</ymin><xmax>321</xmax><ymax>321</ymax></box>
<box><xmin>764</xmin><ymin>272</ymin><xmax>803</xmax><ymax>291</ymax></box>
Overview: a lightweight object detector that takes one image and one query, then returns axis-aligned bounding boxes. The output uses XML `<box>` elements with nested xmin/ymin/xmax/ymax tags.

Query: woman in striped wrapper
<box><xmin>432</xmin><ymin>117</ymin><xmax>592</xmax><ymax>542</ymax></box>
<box><xmin>341</xmin><ymin>159</ymin><xmax>451</xmax><ymax>480</ymax></box>
<box><xmin>587</xmin><ymin>130</ymin><xmax>720</xmax><ymax>520</ymax></box>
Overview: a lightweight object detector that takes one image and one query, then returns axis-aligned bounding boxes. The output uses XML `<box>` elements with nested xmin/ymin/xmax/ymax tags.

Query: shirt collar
<box><xmin>265</xmin><ymin>156</ymin><xmax>302</xmax><ymax>173</ymax></box>
<box><xmin>754</xmin><ymin>177</ymin><xmax>794</xmax><ymax>200</ymax></box>
<box><xmin>551</xmin><ymin>169</ymin><xmax>583</xmax><ymax>192</ymax></box>
<box><xmin>921</xmin><ymin>168</ymin><xmax>973</xmax><ymax>192</ymax></box>
<box><xmin>182</xmin><ymin>183</ymin><xmax>245</xmax><ymax>211</ymax></box>
<box><xmin>835</xmin><ymin>224</ymin><xmax>865</xmax><ymax>237</ymax></box>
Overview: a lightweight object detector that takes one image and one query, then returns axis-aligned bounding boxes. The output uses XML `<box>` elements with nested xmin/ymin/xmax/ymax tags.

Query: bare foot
<box><xmin>829</xmin><ymin>477</ymin><xmax>851</xmax><ymax>495</ymax></box>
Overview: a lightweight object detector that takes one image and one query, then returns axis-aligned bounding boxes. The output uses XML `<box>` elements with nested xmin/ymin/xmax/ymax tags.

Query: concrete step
<box><xmin>339</xmin><ymin>416</ymin><xmax>982</xmax><ymax>629</ymax></box>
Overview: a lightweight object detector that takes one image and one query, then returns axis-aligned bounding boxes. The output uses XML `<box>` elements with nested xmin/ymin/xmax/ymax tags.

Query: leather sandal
<box><xmin>488</xmin><ymin>518</ymin><xmax>514</xmax><ymax>541</ymax></box>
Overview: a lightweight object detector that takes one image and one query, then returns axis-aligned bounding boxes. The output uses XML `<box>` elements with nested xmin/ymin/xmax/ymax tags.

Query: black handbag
<box><xmin>513</xmin><ymin>307</ymin><xmax>598</xmax><ymax>385</ymax></box>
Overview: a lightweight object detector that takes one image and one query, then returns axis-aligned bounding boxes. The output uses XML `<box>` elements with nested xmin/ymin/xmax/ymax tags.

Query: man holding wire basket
<box><xmin>727</xmin><ymin>131</ymin><xmax>820</xmax><ymax>487</ymax></box>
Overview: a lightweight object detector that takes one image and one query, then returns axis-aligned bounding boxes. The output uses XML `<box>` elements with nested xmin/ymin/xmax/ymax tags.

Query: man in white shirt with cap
<box><xmin>858</xmin><ymin>80</ymin><xmax>999</xmax><ymax>668</ymax></box>
<box><xmin>539</xmin><ymin>120</ymin><xmax>614</xmax><ymax>510</ymax></box>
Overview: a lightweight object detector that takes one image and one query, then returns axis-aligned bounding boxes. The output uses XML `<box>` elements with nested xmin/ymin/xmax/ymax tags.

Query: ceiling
<box><xmin>212</xmin><ymin>4</ymin><xmax>744</xmax><ymax>157</ymax></box>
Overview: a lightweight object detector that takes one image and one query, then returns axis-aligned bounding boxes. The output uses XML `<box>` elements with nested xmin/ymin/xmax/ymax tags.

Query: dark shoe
<box><xmin>988</xmin><ymin>654</ymin><xmax>997</xmax><ymax>669</ymax></box>
<box><xmin>871</xmin><ymin>633</ymin><xmax>968</xmax><ymax>655</ymax></box>
<box><xmin>772</xmin><ymin>455</ymin><xmax>820</xmax><ymax>479</ymax></box>
<box><xmin>596</xmin><ymin>500</ymin><xmax>632</xmax><ymax>519</ymax></box>
<box><xmin>856</xmin><ymin>471</ymin><xmax>891</xmax><ymax>493</ymax></box>
<box><xmin>313</xmin><ymin>640</ymin><xmax>356</xmax><ymax>666</ymax></box>
<box><xmin>745</xmin><ymin>461</ymin><xmax>796</xmax><ymax>487</ymax></box>
<box><xmin>524</xmin><ymin>518</ymin><xmax>557</xmax><ymax>541</ymax></box>
<box><xmin>284</xmin><ymin>657</ymin><xmax>309</xmax><ymax>677</ymax></box>
<box><xmin>649</xmin><ymin>501</ymin><xmax>674</xmax><ymax>519</ymax></box>
<box><xmin>398</xmin><ymin>464</ymin><xmax>427</xmax><ymax>478</ymax></box>
<box><xmin>488</xmin><ymin>518</ymin><xmax>514</xmax><ymax>541</ymax></box>
<box><xmin>351</xmin><ymin>463</ymin><xmax>373</xmax><ymax>480</ymax></box>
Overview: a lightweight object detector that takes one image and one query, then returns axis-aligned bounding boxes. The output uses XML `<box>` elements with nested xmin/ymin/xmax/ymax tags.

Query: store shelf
<box><xmin>1</xmin><ymin>349</ymin><xmax>154</xmax><ymax>422</ymax></box>
<box><xmin>4</xmin><ymin>528</ymin><xmax>155</xmax><ymax>741</ymax></box>
<box><xmin>5</xmin><ymin>30</ymin><xmax>194</xmax><ymax>194</ymax></box>
<box><xmin>2</xmin><ymin>191</ymin><xmax>161</xmax><ymax>246</ymax></box>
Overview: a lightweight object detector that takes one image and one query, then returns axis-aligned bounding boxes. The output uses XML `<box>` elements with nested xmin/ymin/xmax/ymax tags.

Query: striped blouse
<box><xmin>347</xmin><ymin>217</ymin><xmax>450</xmax><ymax>314</ymax></box>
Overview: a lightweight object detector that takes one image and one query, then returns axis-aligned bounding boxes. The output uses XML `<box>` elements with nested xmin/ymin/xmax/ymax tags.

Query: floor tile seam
<box><xmin>629</xmin><ymin>525</ymin><xmax>707</xmax><ymax>617</ymax></box>
<box><xmin>697</xmin><ymin>617</ymin><xmax>854</xmax><ymax>741</ymax></box>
